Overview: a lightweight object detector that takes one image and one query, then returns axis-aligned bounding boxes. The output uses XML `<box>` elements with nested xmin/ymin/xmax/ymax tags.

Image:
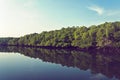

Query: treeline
<box><xmin>0</xmin><ymin>38</ymin><xmax>14</xmax><ymax>46</ymax></box>
<box><xmin>1</xmin><ymin>21</ymin><xmax>120</xmax><ymax>48</ymax></box>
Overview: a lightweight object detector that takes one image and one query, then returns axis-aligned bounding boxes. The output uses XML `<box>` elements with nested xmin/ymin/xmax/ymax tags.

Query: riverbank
<box><xmin>1</xmin><ymin>44</ymin><xmax>120</xmax><ymax>52</ymax></box>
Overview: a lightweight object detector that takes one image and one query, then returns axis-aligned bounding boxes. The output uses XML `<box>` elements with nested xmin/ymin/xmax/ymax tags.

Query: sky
<box><xmin>0</xmin><ymin>0</ymin><xmax>120</xmax><ymax>37</ymax></box>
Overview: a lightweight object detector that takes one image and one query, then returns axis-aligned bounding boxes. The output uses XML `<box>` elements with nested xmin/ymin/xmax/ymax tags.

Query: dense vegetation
<box><xmin>0</xmin><ymin>38</ymin><xmax>13</xmax><ymax>46</ymax></box>
<box><xmin>0</xmin><ymin>21</ymin><xmax>120</xmax><ymax>49</ymax></box>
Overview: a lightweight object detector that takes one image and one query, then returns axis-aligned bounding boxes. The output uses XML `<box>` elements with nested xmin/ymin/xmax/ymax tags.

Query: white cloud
<box><xmin>88</xmin><ymin>5</ymin><xmax>104</xmax><ymax>15</ymax></box>
<box><xmin>106</xmin><ymin>10</ymin><xmax>120</xmax><ymax>16</ymax></box>
<box><xmin>88</xmin><ymin>5</ymin><xmax>120</xmax><ymax>17</ymax></box>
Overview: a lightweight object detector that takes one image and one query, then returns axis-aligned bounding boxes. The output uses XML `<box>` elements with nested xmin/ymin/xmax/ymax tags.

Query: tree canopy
<box><xmin>1</xmin><ymin>21</ymin><xmax>120</xmax><ymax>48</ymax></box>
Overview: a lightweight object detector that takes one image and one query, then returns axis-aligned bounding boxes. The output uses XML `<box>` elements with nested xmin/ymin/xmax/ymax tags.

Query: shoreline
<box><xmin>0</xmin><ymin>44</ymin><xmax>120</xmax><ymax>51</ymax></box>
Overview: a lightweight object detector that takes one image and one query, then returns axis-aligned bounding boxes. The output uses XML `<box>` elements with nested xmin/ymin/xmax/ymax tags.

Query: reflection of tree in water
<box><xmin>0</xmin><ymin>46</ymin><xmax>120</xmax><ymax>79</ymax></box>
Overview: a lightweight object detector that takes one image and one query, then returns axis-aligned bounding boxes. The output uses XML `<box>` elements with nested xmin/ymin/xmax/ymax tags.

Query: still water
<box><xmin>0</xmin><ymin>46</ymin><xmax>119</xmax><ymax>80</ymax></box>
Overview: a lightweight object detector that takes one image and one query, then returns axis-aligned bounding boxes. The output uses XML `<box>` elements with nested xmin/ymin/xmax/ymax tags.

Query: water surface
<box><xmin>0</xmin><ymin>46</ymin><xmax>119</xmax><ymax>80</ymax></box>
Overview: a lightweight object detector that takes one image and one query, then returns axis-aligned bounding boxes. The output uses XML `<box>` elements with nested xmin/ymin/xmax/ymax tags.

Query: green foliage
<box><xmin>1</xmin><ymin>21</ymin><xmax>120</xmax><ymax>48</ymax></box>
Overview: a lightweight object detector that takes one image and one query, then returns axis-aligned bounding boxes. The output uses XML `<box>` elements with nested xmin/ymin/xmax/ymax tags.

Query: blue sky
<box><xmin>0</xmin><ymin>0</ymin><xmax>120</xmax><ymax>37</ymax></box>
